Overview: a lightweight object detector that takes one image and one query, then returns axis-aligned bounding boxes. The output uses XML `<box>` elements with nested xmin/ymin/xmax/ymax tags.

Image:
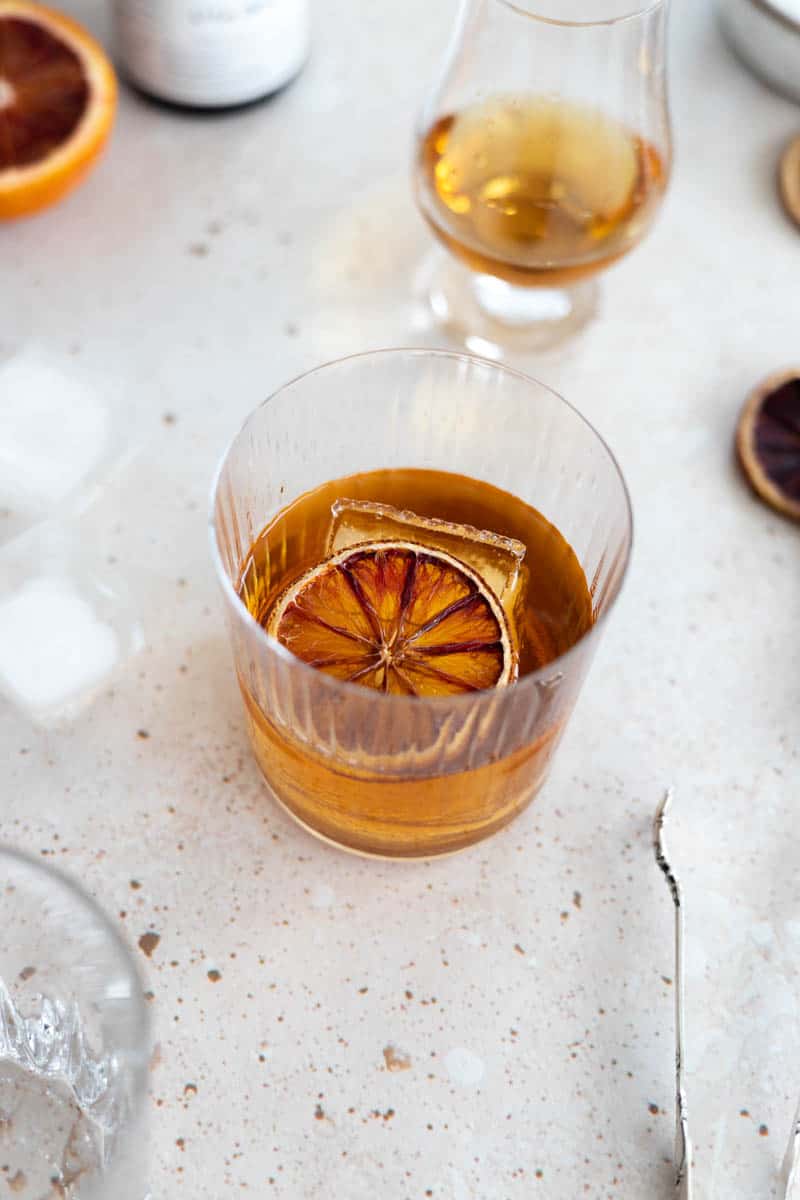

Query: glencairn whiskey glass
<box><xmin>414</xmin><ymin>0</ymin><xmax>672</xmax><ymax>354</ymax></box>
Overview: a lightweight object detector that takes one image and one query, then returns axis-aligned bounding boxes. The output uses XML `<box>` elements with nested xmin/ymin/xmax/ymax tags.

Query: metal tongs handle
<box><xmin>654</xmin><ymin>791</ymin><xmax>800</xmax><ymax>1199</ymax></box>
<box><xmin>654</xmin><ymin>791</ymin><xmax>693</xmax><ymax>1200</ymax></box>
<box><xmin>783</xmin><ymin>1100</ymin><xmax>800</xmax><ymax>1198</ymax></box>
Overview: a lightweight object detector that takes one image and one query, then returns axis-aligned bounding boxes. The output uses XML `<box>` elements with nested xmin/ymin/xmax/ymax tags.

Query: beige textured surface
<box><xmin>1</xmin><ymin>0</ymin><xmax>799</xmax><ymax>1195</ymax></box>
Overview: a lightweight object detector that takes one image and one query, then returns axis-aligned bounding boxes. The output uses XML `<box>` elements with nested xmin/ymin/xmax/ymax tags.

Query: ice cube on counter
<box><xmin>0</xmin><ymin>353</ymin><xmax>109</xmax><ymax>539</ymax></box>
<box><xmin>0</xmin><ymin>575</ymin><xmax>119</xmax><ymax>718</ymax></box>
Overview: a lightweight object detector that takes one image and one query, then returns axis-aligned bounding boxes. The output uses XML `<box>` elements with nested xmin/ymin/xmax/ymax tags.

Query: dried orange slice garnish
<box><xmin>736</xmin><ymin>369</ymin><xmax>800</xmax><ymax>523</ymax></box>
<box><xmin>268</xmin><ymin>541</ymin><xmax>518</xmax><ymax>696</ymax></box>
<box><xmin>0</xmin><ymin>1</ymin><xmax>117</xmax><ymax>220</ymax></box>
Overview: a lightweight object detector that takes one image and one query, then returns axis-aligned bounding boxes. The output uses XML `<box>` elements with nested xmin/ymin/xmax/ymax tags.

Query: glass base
<box><xmin>266</xmin><ymin>782</ymin><xmax>481</xmax><ymax>862</ymax></box>
<box><xmin>416</xmin><ymin>250</ymin><xmax>599</xmax><ymax>358</ymax></box>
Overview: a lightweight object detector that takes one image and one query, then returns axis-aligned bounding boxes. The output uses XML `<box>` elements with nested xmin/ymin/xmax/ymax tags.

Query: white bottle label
<box><xmin>114</xmin><ymin>0</ymin><xmax>310</xmax><ymax>107</ymax></box>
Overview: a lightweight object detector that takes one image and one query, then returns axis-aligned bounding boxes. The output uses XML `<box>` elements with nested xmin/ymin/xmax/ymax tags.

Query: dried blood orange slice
<box><xmin>0</xmin><ymin>1</ymin><xmax>117</xmax><ymax>220</ymax></box>
<box><xmin>736</xmin><ymin>369</ymin><xmax>800</xmax><ymax>523</ymax></box>
<box><xmin>267</xmin><ymin>541</ymin><xmax>518</xmax><ymax>696</ymax></box>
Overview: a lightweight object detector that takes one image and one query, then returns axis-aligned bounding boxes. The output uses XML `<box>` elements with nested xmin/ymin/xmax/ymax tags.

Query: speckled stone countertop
<box><xmin>2</xmin><ymin>1</ymin><xmax>799</xmax><ymax>1196</ymax></box>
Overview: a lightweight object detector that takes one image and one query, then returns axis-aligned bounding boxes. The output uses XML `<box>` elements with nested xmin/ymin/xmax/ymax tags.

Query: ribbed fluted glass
<box><xmin>211</xmin><ymin>350</ymin><xmax>632</xmax><ymax>858</ymax></box>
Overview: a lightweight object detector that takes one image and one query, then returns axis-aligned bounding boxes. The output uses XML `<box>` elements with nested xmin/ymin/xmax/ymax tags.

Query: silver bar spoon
<box><xmin>654</xmin><ymin>790</ymin><xmax>693</xmax><ymax>1200</ymax></box>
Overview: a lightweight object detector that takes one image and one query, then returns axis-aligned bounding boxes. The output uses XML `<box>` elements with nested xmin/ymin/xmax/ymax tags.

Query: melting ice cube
<box><xmin>327</xmin><ymin>498</ymin><xmax>526</xmax><ymax>609</ymax></box>
<box><xmin>0</xmin><ymin>576</ymin><xmax>119</xmax><ymax>718</ymax></box>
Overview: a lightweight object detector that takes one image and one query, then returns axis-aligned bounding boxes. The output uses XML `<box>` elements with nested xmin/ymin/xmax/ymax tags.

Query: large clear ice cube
<box><xmin>0</xmin><ymin>577</ymin><xmax>119</xmax><ymax>716</ymax></box>
<box><xmin>327</xmin><ymin>498</ymin><xmax>525</xmax><ymax>609</ymax></box>
<box><xmin>0</xmin><ymin>524</ymin><xmax>143</xmax><ymax>724</ymax></box>
<box><xmin>0</xmin><ymin>350</ymin><xmax>111</xmax><ymax>546</ymax></box>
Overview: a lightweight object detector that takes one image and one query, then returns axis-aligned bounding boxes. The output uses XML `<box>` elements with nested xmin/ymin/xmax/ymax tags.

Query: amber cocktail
<box><xmin>211</xmin><ymin>350</ymin><xmax>631</xmax><ymax>858</ymax></box>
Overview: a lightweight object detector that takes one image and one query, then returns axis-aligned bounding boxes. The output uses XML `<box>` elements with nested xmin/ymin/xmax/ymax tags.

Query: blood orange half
<box><xmin>0</xmin><ymin>1</ymin><xmax>117</xmax><ymax>219</ymax></box>
<box><xmin>268</xmin><ymin>541</ymin><xmax>518</xmax><ymax>697</ymax></box>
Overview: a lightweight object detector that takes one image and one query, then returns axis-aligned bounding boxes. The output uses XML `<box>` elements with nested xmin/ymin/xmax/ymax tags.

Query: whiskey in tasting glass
<box><xmin>414</xmin><ymin>0</ymin><xmax>672</xmax><ymax>354</ymax></box>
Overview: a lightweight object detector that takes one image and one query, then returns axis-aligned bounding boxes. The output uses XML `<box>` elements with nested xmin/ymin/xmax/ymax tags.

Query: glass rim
<box><xmin>209</xmin><ymin>347</ymin><xmax>634</xmax><ymax>711</ymax></box>
<box><xmin>495</xmin><ymin>0</ymin><xmax>668</xmax><ymax>28</ymax></box>
<box><xmin>750</xmin><ymin>0</ymin><xmax>800</xmax><ymax>34</ymax></box>
<box><xmin>0</xmin><ymin>843</ymin><xmax>150</xmax><ymax>1049</ymax></box>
